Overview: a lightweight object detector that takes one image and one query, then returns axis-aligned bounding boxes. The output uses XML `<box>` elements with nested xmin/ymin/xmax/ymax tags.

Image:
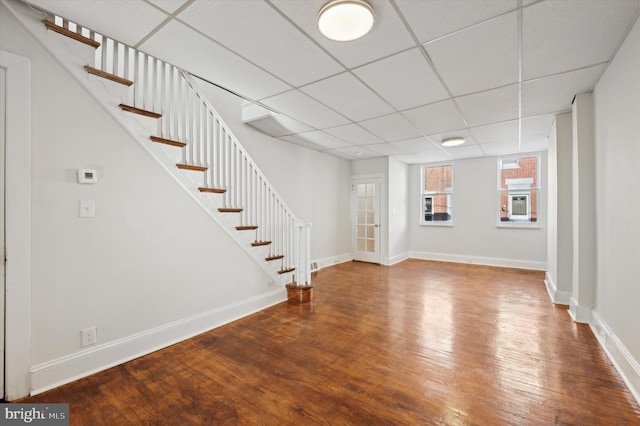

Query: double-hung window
<box><xmin>421</xmin><ymin>163</ymin><xmax>453</xmax><ymax>225</ymax></box>
<box><xmin>497</xmin><ymin>154</ymin><xmax>540</xmax><ymax>226</ymax></box>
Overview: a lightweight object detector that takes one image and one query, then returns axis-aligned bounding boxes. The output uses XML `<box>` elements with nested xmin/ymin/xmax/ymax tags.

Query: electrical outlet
<box><xmin>81</xmin><ymin>326</ymin><xmax>97</xmax><ymax>347</ymax></box>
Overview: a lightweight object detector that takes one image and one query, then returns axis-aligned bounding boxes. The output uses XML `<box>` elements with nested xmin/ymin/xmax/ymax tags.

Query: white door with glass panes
<box><xmin>352</xmin><ymin>178</ymin><xmax>381</xmax><ymax>264</ymax></box>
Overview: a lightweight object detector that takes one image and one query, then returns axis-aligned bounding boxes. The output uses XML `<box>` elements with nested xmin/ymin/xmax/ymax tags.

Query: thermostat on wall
<box><xmin>78</xmin><ymin>169</ymin><xmax>98</xmax><ymax>184</ymax></box>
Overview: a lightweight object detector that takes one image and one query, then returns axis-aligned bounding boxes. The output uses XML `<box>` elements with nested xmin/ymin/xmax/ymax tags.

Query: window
<box><xmin>498</xmin><ymin>154</ymin><xmax>540</xmax><ymax>226</ymax></box>
<box><xmin>421</xmin><ymin>164</ymin><xmax>453</xmax><ymax>225</ymax></box>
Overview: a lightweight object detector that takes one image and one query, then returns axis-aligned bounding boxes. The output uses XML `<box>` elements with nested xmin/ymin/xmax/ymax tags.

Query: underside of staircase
<box><xmin>34</xmin><ymin>13</ymin><xmax>311</xmax><ymax>287</ymax></box>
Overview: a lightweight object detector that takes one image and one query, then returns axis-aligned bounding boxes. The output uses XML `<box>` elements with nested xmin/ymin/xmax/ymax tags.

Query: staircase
<box><xmin>35</xmin><ymin>13</ymin><xmax>312</xmax><ymax>287</ymax></box>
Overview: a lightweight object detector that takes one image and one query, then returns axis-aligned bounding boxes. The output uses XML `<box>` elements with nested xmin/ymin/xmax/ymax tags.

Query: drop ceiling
<box><xmin>25</xmin><ymin>0</ymin><xmax>640</xmax><ymax>163</ymax></box>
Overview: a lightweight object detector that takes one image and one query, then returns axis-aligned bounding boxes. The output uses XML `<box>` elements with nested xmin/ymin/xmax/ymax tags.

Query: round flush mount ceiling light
<box><xmin>318</xmin><ymin>0</ymin><xmax>375</xmax><ymax>42</ymax></box>
<box><xmin>441</xmin><ymin>137</ymin><xmax>465</xmax><ymax>147</ymax></box>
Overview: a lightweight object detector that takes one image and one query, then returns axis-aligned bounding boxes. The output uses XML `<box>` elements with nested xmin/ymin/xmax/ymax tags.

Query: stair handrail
<box><xmin>180</xmin><ymin>71</ymin><xmax>313</xmax><ymax>285</ymax></box>
<box><xmin>43</xmin><ymin>13</ymin><xmax>312</xmax><ymax>286</ymax></box>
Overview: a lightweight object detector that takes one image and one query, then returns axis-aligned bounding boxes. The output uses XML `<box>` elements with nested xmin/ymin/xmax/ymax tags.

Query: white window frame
<box><xmin>497</xmin><ymin>154</ymin><xmax>541</xmax><ymax>228</ymax></box>
<box><xmin>420</xmin><ymin>162</ymin><xmax>453</xmax><ymax>226</ymax></box>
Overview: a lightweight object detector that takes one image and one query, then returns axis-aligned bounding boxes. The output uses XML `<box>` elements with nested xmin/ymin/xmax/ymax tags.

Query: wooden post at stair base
<box><xmin>286</xmin><ymin>284</ymin><xmax>314</xmax><ymax>304</ymax></box>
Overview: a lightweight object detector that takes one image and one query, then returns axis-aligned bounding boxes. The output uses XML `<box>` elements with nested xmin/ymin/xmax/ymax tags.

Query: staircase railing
<box><xmin>49</xmin><ymin>16</ymin><xmax>312</xmax><ymax>285</ymax></box>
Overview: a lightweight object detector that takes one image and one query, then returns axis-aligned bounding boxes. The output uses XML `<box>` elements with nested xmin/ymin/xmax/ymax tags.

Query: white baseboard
<box><xmin>408</xmin><ymin>251</ymin><xmax>547</xmax><ymax>271</ymax></box>
<box><xmin>314</xmin><ymin>253</ymin><xmax>352</xmax><ymax>270</ymax></box>
<box><xmin>590</xmin><ymin>311</ymin><xmax>640</xmax><ymax>406</ymax></box>
<box><xmin>568</xmin><ymin>297</ymin><xmax>592</xmax><ymax>323</ymax></box>
<box><xmin>29</xmin><ymin>288</ymin><xmax>286</xmax><ymax>395</ymax></box>
<box><xmin>544</xmin><ymin>272</ymin><xmax>572</xmax><ymax>305</ymax></box>
<box><xmin>384</xmin><ymin>252</ymin><xmax>409</xmax><ymax>266</ymax></box>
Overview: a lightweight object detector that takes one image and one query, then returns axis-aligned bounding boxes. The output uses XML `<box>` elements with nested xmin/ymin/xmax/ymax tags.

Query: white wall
<box><xmin>388</xmin><ymin>157</ymin><xmax>409</xmax><ymax>264</ymax></box>
<box><xmin>547</xmin><ymin>120</ymin><xmax>559</xmax><ymax>290</ymax></box>
<box><xmin>194</xmin><ymin>80</ymin><xmax>353</xmax><ymax>267</ymax></box>
<box><xmin>408</xmin><ymin>155</ymin><xmax>547</xmax><ymax>270</ymax></box>
<box><xmin>591</xmin><ymin>15</ymin><xmax>640</xmax><ymax>401</ymax></box>
<box><xmin>570</xmin><ymin>93</ymin><xmax>597</xmax><ymax>322</ymax></box>
<box><xmin>1</xmin><ymin>1</ymin><xmax>349</xmax><ymax>396</ymax></box>
<box><xmin>545</xmin><ymin>112</ymin><xmax>573</xmax><ymax>304</ymax></box>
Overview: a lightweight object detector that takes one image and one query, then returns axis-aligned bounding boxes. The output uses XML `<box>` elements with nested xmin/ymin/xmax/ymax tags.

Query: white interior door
<box><xmin>0</xmin><ymin>66</ymin><xmax>6</xmax><ymax>399</ymax></box>
<box><xmin>352</xmin><ymin>178</ymin><xmax>381</xmax><ymax>264</ymax></box>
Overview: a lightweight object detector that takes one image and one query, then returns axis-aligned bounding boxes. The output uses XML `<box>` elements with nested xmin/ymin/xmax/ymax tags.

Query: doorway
<box><xmin>352</xmin><ymin>177</ymin><xmax>381</xmax><ymax>264</ymax></box>
<box><xmin>1</xmin><ymin>49</ymin><xmax>31</xmax><ymax>400</ymax></box>
<box><xmin>1</xmin><ymin>66</ymin><xmax>6</xmax><ymax>400</ymax></box>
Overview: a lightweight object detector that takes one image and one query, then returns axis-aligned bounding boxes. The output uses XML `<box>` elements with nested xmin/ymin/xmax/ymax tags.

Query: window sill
<box><xmin>496</xmin><ymin>222</ymin><xmax>542</xmax><ymax>229</ymax></box>
<box><xmin>420</xmin><ymin>222</ymin><xmax>454</xmax><ymax>227</ymax></box>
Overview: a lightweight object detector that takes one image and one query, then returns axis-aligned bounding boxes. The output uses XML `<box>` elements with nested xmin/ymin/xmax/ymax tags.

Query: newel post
<box><xmin>286</xmin><ymin>223</ymin><xmax>314</xmax><ymax>304</ymax></box>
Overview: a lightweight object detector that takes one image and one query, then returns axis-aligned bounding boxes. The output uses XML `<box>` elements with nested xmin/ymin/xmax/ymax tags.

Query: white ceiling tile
<box><xmin>365</xmin><ymin>143</ymin><xmax>403</xmax><ymax>156</ymax></box>
<box><xmin>470</xmin><ymin>115</ymin><xmax>555</xmax><ymax>145</ymax></box>
<box><xmin>330</xmin><ymin>146</ymin><xmax>381</xmax><ymax>160</ymax></box>
<box><xmin>148</xmin><ymin>0</ymin><xmax>189</xmax><ymax>15</ymax></box>
<box><xmin>444</xmin><ymin>143</ymin><xmax>486</xmax><ymax>159</ymax></box>
<box><xmin>481</xmin><ymin>141</ymin><xmax>520</xmax><ymax>156</ymax></box>
<box><xmin>301</xmin><ymin>73</ymin><xmax>394</xmax><ymax>122</ymax></box>
<box><xmin>270</xmin><ymin>0</ymin><xmax>415</xmax><ymax>68</ymax></box>
<box><xmin>456</xmin><ymin>85</ymin><xmax>519</xmax><ymax>127</ymax></box>
<box><xmin>140</xmin><ymin>21</ymin><xmax>291</xmax><ymax>100</ymax></box>
<box><xmin>389</xmin><ymin>137</ymin><xmax>440</xmax><ymax>154</ymax></box>
<box><xmin>471</xmin><ymin>120</ymin><xmax>518</xmax><ymax>144</ymax></box>
<box><xmin>323</xmin><ymin>124</ymin><xmax>385</xmax><ymax>146</ymax></box>
<box><xmin>324</xmin><ymin>150</ymin><xmax>356</xmax><ymax>160</ymax></box>
<box><xmin>402</xmin><ymin>100</ymin><xmax>467</xmax><ymax>135</ymax></box>
<box><xmin>396</xmin><ymin>0</ymin><xmax>518</xmax><ymax>44</ymax></box>
<box><xmin>425</xmin><ymin>12</ymin><xmax>518</xmax><ymax>97</ymax></box>
<box><xmin>359</xmin><ymin>114</ymin><xmax>423</xmax><ymax>142</ymax></box>
<box><xmin>522</xmin><ymin>0</ymin><xmax>640</xmax><ymax>79</ymax></box>
<box><xmin>29</xmin><ymin>0</ymin><xmax>168</xmax><ymax>46</ymax></box>
<box><xmin>289</xmin><ymin>131</ymin><xmax>353</xmax><ymax>150</ymax></box>
<box><xmin>522</xmin><ymin>64</ymin><xmax>606</xmax><ymax>117</ymax></box>
<box><xmin>391</xmin><ymin>154</ymin><xmax>422</xmax><ymax>164</ymax></box>
<box><xmin>522</xmin><ymin>115</ymin><xmax>555</xmax><ymax>138</ymax></box>
<box><xmin>260</xmin><ymin>90</ymin><xmax>350</xmax><ymax>129</ymax></box>
<box><xmin>353</xmin><ymin>48</ymin><xmax>449</xmax><ymax>111</ymax></box>
<box><xmin>403</xmin><ymin>150</ymin><xmax>454</xmax><ymax>164</ymax></box>
<box><xmin>177</xmin><ymin>0</ymin><xmax>343</xmax><ymax>87</ymax></box>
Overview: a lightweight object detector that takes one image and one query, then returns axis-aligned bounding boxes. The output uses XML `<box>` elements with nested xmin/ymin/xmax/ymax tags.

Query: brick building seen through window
<box><xmin>498</xmin><ymin>155</ymin><xmax>539</xmax><ymax>223</ymax></box>
<box><xmin>422</xmin><ymin>164</ymin><xmax>452</xmax><ymax>223</ymax></box>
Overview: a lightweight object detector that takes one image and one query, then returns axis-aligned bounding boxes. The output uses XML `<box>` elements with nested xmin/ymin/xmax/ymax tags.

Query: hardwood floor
<box><xmin>18</xmin><ymin>260</ymin><xmax>640</xmax><ymax>425</ymax></box>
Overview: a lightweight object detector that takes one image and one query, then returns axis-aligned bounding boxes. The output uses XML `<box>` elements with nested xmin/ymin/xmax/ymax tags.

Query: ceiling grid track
<box><xmin>22</xmin><ymin>0</ymin><xmax>640</xmax><ymax>163</ymax></box>
<box><xmin>517</xmin><ymin>0</ymin><xmax>523</xmax><ymax>153</ymax></box>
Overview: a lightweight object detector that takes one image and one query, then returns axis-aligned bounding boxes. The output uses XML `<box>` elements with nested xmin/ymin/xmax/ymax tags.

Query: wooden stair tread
<box><xmin>198</xmin><ymin>187</ymin><xmax>226</xmax><ymax>194</ymax></box>
<box><xmin>236</xmin><ymin>226</ymin><xmax>258</xmax><ymax>231</ymax></box>
<box><xmin>218</xmin><ymin>208</ymin><xmax>243</xmax><ymax>213</ymax></box>
<box><xmin>251</xmin><ymin>241</ymin><xmax>272</xmax><ymax>247</ymax></box>
<box><xmin>278</xmin><ymin>267</ymin><xmax>295</xmax><ymax>275</ymax></box>
<box><xmin>42</xmin><ymin>21</ymin><xmax>100</xmax><ymax>48</ymax></box>
<box><xmin>119</xmin><ymin>104</ymin><xmax>161</xmax><ymax>119</ymax></box>
<box><xmin>265</xmin><ymin>255</ymin><xmax>285</xmax><ymax>261</ymax></box>
<box><xmin>150</xmin><ymin>136</ymin><xmax>186</xmax><ymax>148</ymax></box>
<box><xmin>176</xmin><ymin>164</ymin><xmax>207</xmax><ymax>172</ymax></box>
<box><xmin>84</xmin><ymin>66</ymin><xmax>133</xmax><ymax>86</ymax></box>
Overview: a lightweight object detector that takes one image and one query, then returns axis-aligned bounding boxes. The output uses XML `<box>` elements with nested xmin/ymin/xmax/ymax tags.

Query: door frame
<box><xmin>351</xmin><ymin>175</ymin><xmax>382</xmax><ymax>264</ymax></box>
<box><xmin>1</xmin><ymin>50</ymin><xmax>32</xmax><ymax>400</ymax></box>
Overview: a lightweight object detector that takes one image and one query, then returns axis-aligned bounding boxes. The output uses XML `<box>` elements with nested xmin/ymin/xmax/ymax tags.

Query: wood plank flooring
<box><xmin>17</xmin><ymin>260</ymin><xmax>640</xmax><ymax>425</ymax></box>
